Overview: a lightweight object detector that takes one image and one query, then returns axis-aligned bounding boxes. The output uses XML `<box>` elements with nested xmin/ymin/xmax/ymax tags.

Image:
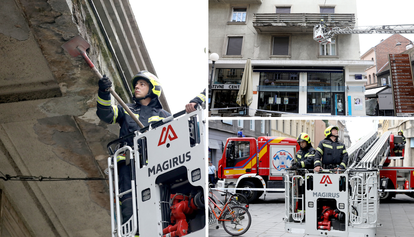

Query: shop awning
<box><xmin>209</xmin><ymin>139</ymin><xmax>222</xmax><ymax>150</ymax></box>
<box><xmin>365</xmin><ymin>86</ymin><xmax>388</xmax><ymax>97</ymax></box>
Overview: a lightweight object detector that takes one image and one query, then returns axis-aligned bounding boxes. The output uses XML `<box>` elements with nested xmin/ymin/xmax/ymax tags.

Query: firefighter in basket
<box><xmin>314</xmin><ymin>126</ymin><xmax>348</xmax><ymax>173</ymax></box>
<box><xmin>291</xmin><ymin>133</ymin><xmax>316</xmax><ymax>170</ymax></box>
<box><xmin>97</xmin><ymin>71</ymin><xmax>171</xmax><ymax>234</ymax></box>
<box><xmin>393</xmin><ymin>129</ymin><xmax>406</xmax><ymax>157</ymax></box>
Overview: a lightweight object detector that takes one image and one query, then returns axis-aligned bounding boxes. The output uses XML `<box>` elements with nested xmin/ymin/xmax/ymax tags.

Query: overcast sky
<box><xmin>130</xmin><ymin>1</ymin><xmax>208</xmax><ymax>114</ymax></box>
<box><xmin>345</xmin><ymin>119</ymin><xmax>378</xmax><ymax>144</ymax></box>
<box><xmin>356</xmin><ymin>0</ymin><xmax>414</xmax><ymax>55</ymax></box>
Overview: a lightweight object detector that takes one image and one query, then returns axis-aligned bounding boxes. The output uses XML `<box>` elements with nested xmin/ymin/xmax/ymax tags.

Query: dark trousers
<box><xmin>209</xmin><ymin>174</ymin><xmax>215</xmax><ymax>185</ymax></box>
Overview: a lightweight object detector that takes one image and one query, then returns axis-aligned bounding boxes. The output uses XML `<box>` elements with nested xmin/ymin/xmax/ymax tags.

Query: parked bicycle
<box><xmin>208</xmin><ymin>187</ymin><xmax>251</xmax><ymax>236</ymax></box>
<box><xmin>209</xmin><ymin>187</ymin><xmax>249</xmax><ymax>209</ymax></box>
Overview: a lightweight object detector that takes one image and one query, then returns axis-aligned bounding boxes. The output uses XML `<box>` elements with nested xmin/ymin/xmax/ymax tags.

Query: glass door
<box><xmin>332</xmin><ymin>93</ymin><xmax>345</xmax><ymax>115</ymax></box>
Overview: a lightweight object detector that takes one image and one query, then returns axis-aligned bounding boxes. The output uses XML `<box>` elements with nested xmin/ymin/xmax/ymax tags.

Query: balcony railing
<box><xmin>253</xmin><ymin>13</ymin><xmax>355</xmax><ymax>32</ymax></box>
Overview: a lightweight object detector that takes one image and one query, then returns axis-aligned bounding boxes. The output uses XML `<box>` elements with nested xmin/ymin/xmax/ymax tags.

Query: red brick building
<box><xmin>360</xmin><ymin>34</ymin><xmax>412</xmax><ymax>89</ymax></box>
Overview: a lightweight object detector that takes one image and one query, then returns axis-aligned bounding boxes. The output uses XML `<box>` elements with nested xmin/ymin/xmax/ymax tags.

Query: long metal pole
<box><xmin>209</xmin><ymin>61</ymin><xmax>216</xmax><ymax>110</ymax></box>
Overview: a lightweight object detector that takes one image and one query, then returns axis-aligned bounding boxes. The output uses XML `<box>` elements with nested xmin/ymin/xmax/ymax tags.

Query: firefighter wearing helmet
<box><xmin>394</xmin><ymin>129</ymin><xmax>406</xmax><ymax>157</ymax></box>
<box><xmin>97</xmin><ymin>71</ymin><xmax>171</xmax><ymax>144</ymax></box>
<box><xmin>96</xmin><ymin>71</ymin><xmax>170</xmax><ymax>235</ymax></box>
<box><xmin>314</xmin><ymin>126</ymin><xmax>348</xmax><ymax>172</ymax></box>
<box><xmin>291</xmin><ymin>133</ymin><xmax>316</xmax><ymax>169</ymax></box>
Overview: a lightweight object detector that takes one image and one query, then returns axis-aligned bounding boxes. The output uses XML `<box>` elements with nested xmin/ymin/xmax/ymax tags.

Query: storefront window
<box><xmin>259</xmin><ymin>72</ymin><xmax>299</xmax><ymax>88</ymax></box>
<box><xmin>213</xmin><ymin>90</ymin><xmax>238</xmax><ymax>108</ymax></box>
<box><xmin>257</xmin><ymin>72</ymin><xmax>299</xmax><ymax>113</ymax></box>
<box><xmin>258</xmin><ymin>91</ymin><xmax>299</xmax><ymax>113</ymax></box>
<box><xmin>331</xmin><ymin>73</ymin><xmax>345</xmax><ymax>92</ymax></box>
<box><xmin>307</xmin><ymin>92</ymin><xmax>331</xmax><ymax>113</ymax></box>
<box><xmin>214</xmin><ymin>68</ymin><xmax>244</xmax><ymax>84</ymax></box>
<box><xmin>307</xmin><ymin>72</ymin><xmax>331</xmax><ymax>91</ymax></box>
<box><xmin>307</xmin><ymin>72</ymin><xmax>344</xmax><ymax>114</ymax></box>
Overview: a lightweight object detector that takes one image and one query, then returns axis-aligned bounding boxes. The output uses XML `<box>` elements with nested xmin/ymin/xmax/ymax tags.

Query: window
<box><xmin>222</xmin><ymin>120</ymin><xmax>233</xmax><ymax>125</ymax></box>
<box><xmin>320</xmin><ymin>7</ymin><xmax>335</xmax><ymax>13</ymax></box>
<box><xmin>231</xmin><ymin>8</ymin><xmax>246</xmax><ymax>22</ymax></box>
<box><xmin>307</xmin><ymin>72</ymin><xmax>345</xmax><ymax>113</ymax></box>
<box><xmin>258</xmin><ymin>91</ymin><xmax>299</xmax><ymax>113</ymax></box>
<box><xmin>369</xmin><ymin>75</ymin><xmax>371</xmax><ymax>84</ymax></box>
<box><xmin>261</xmin><ymin>120</ymin><xmax>265</xmax><ymax>133</ymax></box>
<box><xmin>372</xmin><ymin>73</ymin><xmax>376</xmax><ymax>83</ymax></box>
<box><xmin>226</xmin><ymin>140</ymin><xmax>250</xmax><ymax>167</ymax></box>
<box><xmin>214</xmin><ymin>68</ymin><xmax>244</xmax><ymax>84</ymax></box>
<box><xmin>276</xmin><ymin>7</ymin><xmax>291</xmax><ymax>13</ymax></box>
<box><xmin>272</xmin><ymin>36</ymin><xmax>289</xmax><ymax>55</ymax></box>
<box><xmin>296</xmin><ymin>123</ymin><xmax>298</xmax><ymax>137</ymax></box>
<box><xmin>213</xmin><ymin>90</ymin><xmax>238</xmax><ymax>108</ymax></box>
<box><xmin>238</xmin><ymin>120</ymin><xmax>243</xmax><ymax>128</ymax></box>
<box><xmin>319</xmin><ymin>38</ymin><xmax>336</xmax><ymax>56</ymax></box>
<box><xmin>250</xmin><ymin>120</ymin><xmax>255</xmax><ymax>130</ymax></box>
<box><xmin>258</xmin><ymin>72</ymin><xmax>299</xmax><ymax>113</ymax></box>
<box><xmin>226</xmin><ymin>37</ymin><xmax>243</xmax><ymax>55</ymax></box>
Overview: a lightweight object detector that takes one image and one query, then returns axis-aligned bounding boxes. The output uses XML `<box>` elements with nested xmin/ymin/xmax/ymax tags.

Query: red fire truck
<box><xmin>217</xmin><ymin>135</ymin><xmax>299</xmax><ymax>202</ymax></box>
<box><xmin>379</xmin><ymin>134</ymin><xmax>414</xmax><ymax>201</ymax></box>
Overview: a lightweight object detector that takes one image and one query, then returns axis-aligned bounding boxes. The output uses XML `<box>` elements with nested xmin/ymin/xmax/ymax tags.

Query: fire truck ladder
<box><xmin>347</xmin><ymin>131</ymin><xmax>391</xmax><ymax>227</ymax></box>
<box><xmin>347</xmin><ymin>130</ymin><xmax>378</xmax><ymax>169</ymax></box>
<box><xmin>108</xmin><ymin>145</ymin><xmax>138</xmax><ymax>237</ymax></box>
<box><xmin>285</xmin><ymin>174</ymin><xmax>305</xmax><ymax>223</ymax></box>
<box><xmin>356</xmin><ymin>131</ymin><xmax>392</xmax><ymax>169</ymax></box>
<box><xmin>314</xmin><ymin>22</ymin><xmax>414</xmax><ymax>44</ymax></box>
<box><xmin>327</xmin><ymin>24</ymin><xmax>414</xmax><ymax>38</ymax></box>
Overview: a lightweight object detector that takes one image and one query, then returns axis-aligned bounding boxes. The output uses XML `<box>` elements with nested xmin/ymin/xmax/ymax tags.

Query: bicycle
<box><xmin>209</xmin><ymin>187</ymin><xmax>249</xmax><ymax>209</ymax></box>
<box><xmin>208</xmin><ymin>188</ymin><xmax>252</xmax><ymax>236</ymax></box>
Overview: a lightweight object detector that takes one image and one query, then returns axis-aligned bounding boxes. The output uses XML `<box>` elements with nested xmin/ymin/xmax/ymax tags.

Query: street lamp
<box><xmin>209</xmin><ymin>53</ymin><xmax>219</xmax><ymax>109</ymax></box>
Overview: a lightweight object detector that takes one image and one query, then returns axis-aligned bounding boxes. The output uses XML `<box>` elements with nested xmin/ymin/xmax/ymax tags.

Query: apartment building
<box><xmin>361</xmin><ymin>34</ymin><xmax>412</xmax><ymax>89</ymax></box>
<box><xmin>270</xmin><ymin>120</ymin><xmax>315</xmax><ymax>146</ymax></box>
<box><xmin>209</xmin><ymin>0</ymin><xmax>373</xmax><ymax>116</ymax></box>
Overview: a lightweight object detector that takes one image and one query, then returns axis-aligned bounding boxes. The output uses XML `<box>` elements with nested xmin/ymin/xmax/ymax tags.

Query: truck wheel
<box><xmin>379</xmin><ymin>191</ymin><xmax>392</xmax><ymax>202</ymax></box>
<box><xmin>239</xmin><ymin>181</ymin><xmax>258</xmax><ymax>203</ymax></box>
<box><xmin>379</xmin><ymin>178</ymin><xmax>394</xmax><ymax>202</ymax></box>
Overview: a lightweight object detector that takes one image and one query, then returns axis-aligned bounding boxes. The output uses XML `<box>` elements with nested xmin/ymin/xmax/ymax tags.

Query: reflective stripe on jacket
<box><xmin>96</xmin><ymin>90</ymin><xmax>171</xmax><ymax>146</ymax></box>
<box><xmin>295</xmin><ymin>147</ymin><xmax>316</xmax><ymax>169</ymax></box>
<box><xmin>314</xmin><ymin>138</ymin><xmax>348</xmax><ymax>169</ymax></box>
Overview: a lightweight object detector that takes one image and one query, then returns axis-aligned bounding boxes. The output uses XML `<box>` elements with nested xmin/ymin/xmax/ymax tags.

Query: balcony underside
<box><xmin>253</xmin><ymin>13</ymin><xmax>355</xmax><ymax>33</ymax></box>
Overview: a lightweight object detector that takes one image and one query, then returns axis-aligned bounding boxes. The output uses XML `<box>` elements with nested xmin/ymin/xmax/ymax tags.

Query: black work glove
<box><xmin>290</xmin><ymin>161</ymin><xmax>299</xmax><ymax>169</ymax></box>
<box><xmin>98</xmin><ymin>75</ymin><xmax>112</xmax><ymax>92</ymax></box>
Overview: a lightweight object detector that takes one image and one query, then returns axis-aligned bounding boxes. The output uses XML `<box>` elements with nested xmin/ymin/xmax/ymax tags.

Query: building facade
<box><xmin>314</xmin><ymin>120</ymin><xmax>350</xmax><ymax>147</ymax></box>
<box><xmin>0</xmin><ymin>0</ymin><xmax>162</xmax><ymax>236</ymax></box>
<box><xmin>209</xmin><ymin>0</ymin><xmax>373</xmax><ymax>117</ymax></box>
<box><xmin>208</xmin><ymin>120</ymin><xmax>271</xmax><ymax>168</ymax></box>
<box><xmin>270</xmin><ymin>120</ymin><xmax>315</xmax><ymax>147</ymax></box>
<box><xmin>361</xmin><ymin>34</ymin><xmax>412</xmax><ymax>89</ymax></box>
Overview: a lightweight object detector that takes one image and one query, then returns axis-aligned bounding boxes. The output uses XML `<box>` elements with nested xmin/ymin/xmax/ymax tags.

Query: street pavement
<box><xmin>208</xmin><ymin>192</ymin><xmax>414</xmax><ymax>237</ymax></box>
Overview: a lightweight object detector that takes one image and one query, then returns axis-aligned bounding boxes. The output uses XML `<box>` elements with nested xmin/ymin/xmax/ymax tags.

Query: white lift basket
<box><xmin>108</xmin><ymin>108</ymin><xmax>206</xmax><ymax>237</ymax></box>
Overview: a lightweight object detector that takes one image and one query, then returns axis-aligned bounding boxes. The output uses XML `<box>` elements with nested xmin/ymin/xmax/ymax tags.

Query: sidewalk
<box><xmin>209</xmin><ymin>192</ymin><xmax>414</xmax><ymax>237</ymax></box>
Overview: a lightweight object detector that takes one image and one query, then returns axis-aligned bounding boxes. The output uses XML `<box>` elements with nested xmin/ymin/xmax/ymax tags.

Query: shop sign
<box><xmin>211</xmin><ymin>84</ymin><xmax>240</xmax><ymax>90</ymax></box>
<box><xmin>389</xmin><ymin>54</ymin><xmax>414</xmax><ymax>116</ymax></box>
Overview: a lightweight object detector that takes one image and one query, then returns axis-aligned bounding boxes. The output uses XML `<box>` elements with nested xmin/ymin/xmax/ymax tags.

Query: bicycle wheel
<box><xmin>230</xmin><ymin>193</ymin><xmax>249</xmax><ymax>209</ymax></box>
<box><xmin>222</xmin><ymin>206</ymin><xmax>251</xmax><ymax>236</ymax></box>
